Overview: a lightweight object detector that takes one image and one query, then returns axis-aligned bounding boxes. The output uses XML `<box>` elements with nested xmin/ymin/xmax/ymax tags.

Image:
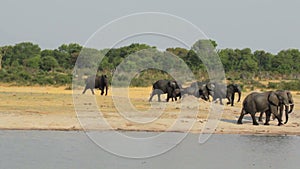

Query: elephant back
<box><xmin>152</xmin><ymin>80</ymin><xmax>169</xmax><ymax>93</ymax></box>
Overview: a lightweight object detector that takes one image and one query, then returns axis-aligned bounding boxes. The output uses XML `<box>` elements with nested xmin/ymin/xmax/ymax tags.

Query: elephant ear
<box><xmin>287</xmin><ymin>91</ymin><xmax>293</xmax><ymax>103</ymax></box>
<box><xmin>168</xmin><ymin>81</ymin><xmax>176</xmax><ymax>88</ymax></box>
<box><xmin>206</xmin><ymin>82</ymin><xmax>215</xmax><ymax>91</ymax></box>
<box><xmin>268</xmin><ymin>92</ymin><xmax>280</xmax><ymax>106</ymax></box>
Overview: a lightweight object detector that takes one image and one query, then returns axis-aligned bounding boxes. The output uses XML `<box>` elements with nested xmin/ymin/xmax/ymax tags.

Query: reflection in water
<box><xmin>0</xmin><ymin>130</ymin><xmax>299</xmax><ymax>169</ymax></box>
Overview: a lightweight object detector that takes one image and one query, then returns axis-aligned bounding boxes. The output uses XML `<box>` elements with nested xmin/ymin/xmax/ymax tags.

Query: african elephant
<box><xmin>227</xmin><ymin>84</ymin><xmax>242</xmax><ymax>106</ymax></box>
<box><xmin>237</xmin><ymin>91</ymin><xmax>289</xmax><ymax>126</ymax></box>
<box><xmin>207</xmin><ymin>82</ymin><xmax>226</xmax><ymax>105</ymax></box>
<box><xmin>187</xmin><ymin>81</ymin><xmax>214</xmax><ymax>101</ymax></box>
<box><xmin>82</xmin><ymin>75</ymin><xmax>108</xmax><ymax>95</ymax></box>
<box><xmin>211</xmin><ymin>83</ymin><xmax>241</xmax><ymax>106</ymax></box>
<box><xmin>258</xmin><ymin>90</ymin><xmax>294</xmax><ymax>124</ymax></box>
<box><xmin>199</xmin><ymin>82</ymin><xmax>241</xmax><ymax>106</ymax></box>
<box><xmin>149</xmin><ymin>80</ymin><xmax>181</xmax><ymax>102</ymax></box>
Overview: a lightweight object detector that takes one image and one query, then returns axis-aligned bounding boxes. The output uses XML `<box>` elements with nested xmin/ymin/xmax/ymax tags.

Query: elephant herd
<box><xmin>148</xmin><ymin>79</ymin><xmax>295</xmax><ymax>126</ymax></box>
<box><xmin>149</xmin><ymin>80</ymin><xmax>242</xmax><ymax>106</ymax></box>
<box><xmin>82</xmin><ymin>75</ymin><xmax>295</xmax><ymax>126</ymax></box>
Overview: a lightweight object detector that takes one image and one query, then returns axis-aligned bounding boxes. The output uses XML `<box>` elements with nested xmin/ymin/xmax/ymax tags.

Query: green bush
<box><xmin>54</xmin><ymin>73</ymin><xmax>72</xmax><ymax>85</ymax></box>
<box><xmin>268</xmin><ymin>80</ymin><xmax>300</xmax><ymax>90</ymax></box>
<box><xmin>268</xmin><ymin>82</ymin><xmax>278</xmax><ymax>89</ymax></box>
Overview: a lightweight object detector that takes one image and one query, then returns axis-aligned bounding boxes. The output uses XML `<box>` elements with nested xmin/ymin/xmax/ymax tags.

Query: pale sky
<box><xmin>1</xmin><ymin>0</ymin><xmax>299</xmax><ymax>54</ymax></box>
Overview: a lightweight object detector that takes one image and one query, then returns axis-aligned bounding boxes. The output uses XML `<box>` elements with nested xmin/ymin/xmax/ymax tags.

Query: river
<box><xmin>0</xmin><ymin>130</ymin><xmax>299</xmax><ymax>169</ymax></box>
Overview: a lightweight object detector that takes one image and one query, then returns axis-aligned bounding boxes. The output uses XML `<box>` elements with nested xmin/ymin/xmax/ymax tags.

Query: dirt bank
<box><xmin>0</xmin><ymin>85</ymin><xmax>299</xmax><ymax>135</ymax></box>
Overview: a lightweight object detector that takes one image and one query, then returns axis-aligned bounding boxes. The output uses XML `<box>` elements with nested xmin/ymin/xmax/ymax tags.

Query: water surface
<box><xmin>0</xmin><ymin>130</ymin><xmax>299</xmax><ymax>169</ymax></box>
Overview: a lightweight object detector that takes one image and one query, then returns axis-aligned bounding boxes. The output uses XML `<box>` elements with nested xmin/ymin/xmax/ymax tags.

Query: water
<box><xmin>0</xmin><ymin>130</ymin><xmax>299</xmax><ymax>169</ymax></box>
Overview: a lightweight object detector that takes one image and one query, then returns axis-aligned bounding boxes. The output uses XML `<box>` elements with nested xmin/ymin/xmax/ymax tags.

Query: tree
<box><xmin>24</xmin><ymin>55</ymin><xmax>41</xmax><ymax>70</ymax></box>
<box><xmin>40</xmin><ymin>56</ymin><xmax>59</xmax><ymax>71</ymax></box>
<box><xmin>254</xmin><ymin>50</ymin><xmax>274</xmax><ymax>71</ymax></box>
<box><xmin>55</xmin><ymin>43</ymin><xmax>82</xmax><ymax>69</ymax></box>
<box><xmin>237</xmin><ymin>48</ymin><xmax>258</xmax><ymax>72</ymax></box>
<box><xmin>271</xmin><ymin>50</ymin><xmax>295</xmax><ymax>74</ymax></box>
<box><xmin>219</xmin><ymin>48</ymin><xmax>236</xmax><ymax>71</ymax></box>
<box><xmin>166</xmin><ymin>47</ymin><xmax>189</xmax><ymax>59</ymax></box>
<box><xmin>13</xmin><ymin>42</ymin><xmax>41</xmax><ymax>65</ymax></box>
<box><xmin>1</xmin><ymin>43</ymin><xmax>41</xmax><ymax>68</ymax></box>
<box><xmin>0</xmin><ymin>47</ymin><xmax>4</xmax><ymax>70</ymax></box>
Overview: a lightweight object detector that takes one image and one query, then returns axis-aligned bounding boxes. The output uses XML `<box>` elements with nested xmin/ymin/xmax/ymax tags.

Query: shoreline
<box><xmin>0</xmin><ymin>85</ymin><xmax>299</xmax><ymax>136</ymax></box>
<box><xmin>1</xmin><ymin>127</ymin><xmax>300</xmax><ymax>136</ymax></box>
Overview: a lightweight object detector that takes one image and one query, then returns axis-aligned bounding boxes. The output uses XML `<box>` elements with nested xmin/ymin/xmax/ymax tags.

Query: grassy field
<box><xmin>0</xmin><ymin>84</ymin><xmax>300</xmax><ymax>135</ymax></box>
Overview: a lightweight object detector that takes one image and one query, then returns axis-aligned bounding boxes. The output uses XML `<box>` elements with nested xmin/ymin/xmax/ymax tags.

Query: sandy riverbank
<box><xmin>0</xmin><ymin>85</ymin><xmax>299</xmax><ymax>135</ymax></box>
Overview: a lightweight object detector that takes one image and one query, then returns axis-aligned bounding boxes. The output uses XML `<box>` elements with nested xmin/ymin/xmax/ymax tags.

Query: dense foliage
<box><xmin>1</xmin><ymin>41</ymin><xmax>300</xmax><ymax>89</ymax></box>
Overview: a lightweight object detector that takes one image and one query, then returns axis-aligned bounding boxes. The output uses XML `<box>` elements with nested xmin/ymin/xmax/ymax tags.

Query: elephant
<box><xmin>149</xmin><ymin>80</ymin><xmax>181</xmax><ymax>102</ymax></box>
<box><xmin>187</xmin><ymin>81</ymin><xmax>214</xmax><ymax>101</ymax></box>
<box><xmin>258</xmin><ymin>90</ymin><xmax>294</xmax><ymax>124</ymax></box>
<box><xmin>206</xmin><ymin>82</ymin><xmax>227</xmax><ymax>105</ymax></box>
<box><xmin>211</xmin><ymin>83</ymin><xmax>241</xmax><ymax>106</ymax></box>
<box><xmin>188</xmin><ymin>82</ymin><xmax>241</xmax><ymax>106</ymax></box>
<box><xmin>226</xmin><ymin>84</ymin><xmax>241</xmax><ymax>106</ymax></box>
<box><xmin>237</xmin><ymin>91</ymin><xmax>289</xmax><ymax>126</ymax></box>
<box><xmin>82</xmin><ymin>75</ymin><xmax>108</xmax><ymax>95</ymax></box>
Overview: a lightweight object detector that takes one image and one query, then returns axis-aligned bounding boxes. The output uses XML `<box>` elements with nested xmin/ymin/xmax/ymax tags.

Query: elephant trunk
<box><xmin>288</xmin><ymin>104</ymin><xmax>294</xmax><ymax>114</ymax></box>
<box><xmin>237</xmin><ymin>90</ymin><xmax>241</xmax><ymax>102</ymax></box>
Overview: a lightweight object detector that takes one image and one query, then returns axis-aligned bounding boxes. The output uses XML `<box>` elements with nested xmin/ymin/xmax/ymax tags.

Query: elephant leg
<box><xmin>278</xmin><ymin>105</ymin><xmax>284</xmax><ymax>123</ymax></box>
<box><xmin>105</xmin><ymin>86</ymin><xmax>108</xmax><ymax>96</ymax></box>
<box><xmin>82</xmin><ymin>87</ymin><xmax>88</xmax><ymax>94</ymax></box>
<box><xmin>166</xmin><ymin>93</ymin><xmax>170</xmax><ymax>102</ymax></box>
<box><xmin>270</xmin><ymin>106</ymin><xmax>283</xmax><ymax>126</ymax></box>
<box><xmin>231</xmin><ymin>94</ymin><xmax>235</xmax><ymax>106</ymax></box>
<box><xmin>158</xmin><ymin>94</ymin><xmax>161</xmax><ymax>102</ymax></box>
<box><xmin>237</xmin><ymin>109</ymin><xmax>246</xmax><ymax>124</ymax></box>
<box><xmin>149</xmin><ymin>95</ymin><xmax>153</xmax><ymax>102</ymax></box>
<box><xmin>149</xmin><ymin>91</ymin><xmax>155</xmax><ymax>102</ymax></box>
<box><xmin>264</xmin><ymin>111</ymin><xmax>271</xmax><ymax>125</ymax></box>
<box><xmin>100</xmin><ymin>89</ymin><xmax>104</xmax><ymax>95</ymax></box>
<box><xmin>226</xmin><ymin>96</ymin><xmax>231</xmax><ymax>105</ymax></box>
<box><xmin>219</xmin><ymin>98</ymin><xmax>224</xmax><ymax>105</ymax></box>
<box><xmin>251</xmin><ymin>113</ymin><xmax>259</xmax><ymax>125</ymax></box>
<box><xmin>149</xmin><ymin>89</ymin><xmax>160</xmax><ymax>102</ymax></box>
<box><xmin>170</xmin><ymin>93</ymin><xmax>175</xmax><ymax>102</ymax></box>
<box><xmin>258</xmin><ymin>112</ymin><xmax>264</xmax><ymax>122</ymax></box>
<box><xmin>90</xmin><ymin>88</ymin><xmax>95</xmax><ymax>95</ymax></box>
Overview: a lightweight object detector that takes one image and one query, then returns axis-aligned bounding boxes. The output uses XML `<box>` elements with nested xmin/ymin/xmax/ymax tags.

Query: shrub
<box><xmin>268</xmin><ymin>80</ymin><xmax>300</xmax><ymax>91</ymax></box>
<box><xmin>268</xmin><ymin>82</ymin><xmax>278</xmax><ymax>89</ymax></box>
<box><xmin>54</xmin><ymin>73</ymin><xmax>72</xmax><ymax>85</ymax></box>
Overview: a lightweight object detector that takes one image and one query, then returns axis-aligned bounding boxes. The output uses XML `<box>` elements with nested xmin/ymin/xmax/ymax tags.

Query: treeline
<box><xmin>0</xmin><ymin>42</ymin><xmax>82</xmax><ymax>85</ymax></box>
<box><xmin>1</xmin><ymin>41</ymin><xmax>300</xmax><ymax>88</ymax></box>
<box><xmin>167</xmin><ymin>45</ymin><xmax>300</xmax><ymax>79</ymax></box>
